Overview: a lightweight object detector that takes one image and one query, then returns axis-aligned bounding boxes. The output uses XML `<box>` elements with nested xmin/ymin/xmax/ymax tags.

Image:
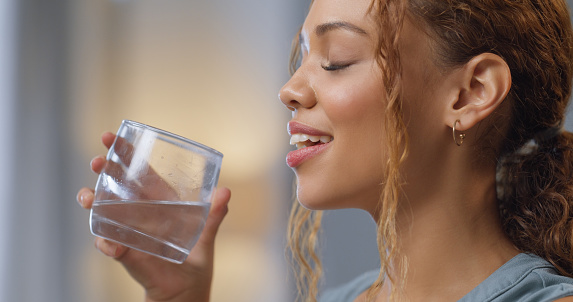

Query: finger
<box><xmin>90</xmin><ymin>155</ymin><xmax>107</xmax><ymax>174</ymax></box>
<box><xmin>77</xmin><ymin>187</ymin><xmax>95</xmax><ymax>209</ymax></box>
<box><xmin>198</xmin><ymin>187</ymin><xmax>231</xmax><ymax>246</ymax></box>
<box><xmin>111</xmin><ymin>136</ymin><xmax>135</xmax><ymax>166</ymax></box>
<box><xmin>95</xmin><ymin>237</ymin><xmax>129</xmax><ymax>259</ymax></box>
<box><xmin>102</xmin><ymin>132</ymin><xmax>116</xmax><ymax>150</ymax></box>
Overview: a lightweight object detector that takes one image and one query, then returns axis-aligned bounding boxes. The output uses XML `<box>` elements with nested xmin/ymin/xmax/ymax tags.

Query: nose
<box><xmin>278</xmin><ymin>68</ymin><xmax>316</xmax><ymax>111</ymax></box>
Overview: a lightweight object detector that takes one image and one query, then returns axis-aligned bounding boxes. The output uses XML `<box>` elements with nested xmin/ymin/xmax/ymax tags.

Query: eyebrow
<box><xmin>298</xmin><ymin>21</ymin><xmax>368</xmax><ymax>46</ymax></box>
<box><xmin>315</xmin><ymin>21</ymin><xmax>368</xmax><ymax>36</ymax></box>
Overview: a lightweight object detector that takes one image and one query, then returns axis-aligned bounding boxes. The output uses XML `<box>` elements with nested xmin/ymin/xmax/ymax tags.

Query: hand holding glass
<box><xmin>90</xmin><ymin>120</ymin><xmax>223</xmax><ymax>263</ymax></box>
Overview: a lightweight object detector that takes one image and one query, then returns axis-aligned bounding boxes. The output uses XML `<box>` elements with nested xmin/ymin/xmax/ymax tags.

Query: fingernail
<box><xmin>95</xmin><ymin>240</ymin><xmax>103</xmax><ymax>254</ymax></box>
<box><xmin>77</xmin><ymin>191</ymin><xmax>85</xmax><ymax>206</ymax></box>
<box><xmin>89</xmin><ymin>157</ymin><xmax>97</xmax><ymax>168</ymax></box>
<box><xmin>96</xmin><ymin>240</ymin><xmax>117</xmax><ymax>258</ymax></box>
<box><xmin>110</xmin><ymin>245</ymin><xmax>119</xmax><ymax>258</ymax></box>
<box><xmin>78</xmin><ymin>191</ymin><xmax>92</xmax><ymax>208</ymax></box>
<box><xmin>81</xmin><ymin>192</ymin><xmax>90</xmax><ymax>206</ymax></box>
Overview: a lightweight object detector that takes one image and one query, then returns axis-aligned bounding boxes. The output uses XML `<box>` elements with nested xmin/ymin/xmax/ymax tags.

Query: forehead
<box><xmin>302</xmin><ymin>0</ymin><xmax>376</xmax><ymax>37</ymax></box>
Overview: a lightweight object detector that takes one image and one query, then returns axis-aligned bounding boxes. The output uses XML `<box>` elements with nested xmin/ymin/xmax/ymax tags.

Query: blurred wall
<box><xmin>0</xmin><ymin>0</ymin><xmax>17</xmax><ymax>299</ymax></box>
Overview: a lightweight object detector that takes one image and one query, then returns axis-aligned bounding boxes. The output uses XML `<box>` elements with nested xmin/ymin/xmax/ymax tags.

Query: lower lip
<box><xmin>286</xmin><ymin>143</ymin><xmax>331</xmax><ymax>168</ymax></box>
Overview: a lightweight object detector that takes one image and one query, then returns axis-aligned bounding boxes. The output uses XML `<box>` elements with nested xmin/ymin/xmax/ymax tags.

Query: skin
<box><xmin>77</xmin><ymin>0</ymin><xmax>573</xmax><ymax>301</ymax></box>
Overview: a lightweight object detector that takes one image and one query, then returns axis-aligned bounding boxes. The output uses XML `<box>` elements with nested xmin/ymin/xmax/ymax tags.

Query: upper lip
<box><xmin>288</xmin><ymin>121</ymin><xmax>331</xmax><ymax>137</ymax></box>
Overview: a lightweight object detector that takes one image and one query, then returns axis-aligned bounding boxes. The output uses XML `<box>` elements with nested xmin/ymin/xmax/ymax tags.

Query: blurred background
<box><xmin>0</xmin><ymin>0</ymin><xmax>381</xmax><ymax>301</ymax></box>
<box><xmin>2</xmin><ymin>1</ymin><xmax>573</xmax><ymax>301</ymax></box>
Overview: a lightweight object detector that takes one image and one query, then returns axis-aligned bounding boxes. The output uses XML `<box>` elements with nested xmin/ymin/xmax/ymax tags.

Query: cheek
<box><xmin>295</xmin><ymin>77</ymin><xmax>386</xmax><ymax>210</ymax></box>
<box><xmin>320</xmin><ymin>77</ymin><xmax>385</xmax><ymax>131</ymax></box>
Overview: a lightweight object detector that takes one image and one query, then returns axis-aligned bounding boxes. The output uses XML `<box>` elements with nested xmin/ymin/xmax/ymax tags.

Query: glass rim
<box><xmin>122</xmin><ymin>120</ymin><xmax>223</xmax><ymax>157</ymax></box>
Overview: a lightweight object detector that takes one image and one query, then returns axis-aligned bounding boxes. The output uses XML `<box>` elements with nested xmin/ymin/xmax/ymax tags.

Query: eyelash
<box><xmin>321</xmin><ymin>63</ymin><xmax>351</xmax><ymax>71</ymax></box>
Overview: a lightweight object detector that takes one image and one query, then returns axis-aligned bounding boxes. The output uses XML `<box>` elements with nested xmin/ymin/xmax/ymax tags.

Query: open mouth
<box><xmin>290</xmin><ymin>133</ymin><xmax>333</xmax><ymax>150</ymax></box>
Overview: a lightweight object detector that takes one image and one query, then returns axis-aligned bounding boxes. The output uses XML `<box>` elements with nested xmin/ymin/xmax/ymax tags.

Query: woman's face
<box><xmin>279</xmin><ymin>0</ymin><xmax>385</xmax><ymax>211</ymax></box>
<box><xmin>279</xmin><ymin>0</ymin><xmax>446</xmax><ymax>212</ymax></box>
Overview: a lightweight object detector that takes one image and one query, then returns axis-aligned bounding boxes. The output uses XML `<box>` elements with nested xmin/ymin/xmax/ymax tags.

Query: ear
<box><xmin>445</xmin><ymin>53</ymin><xmax>511</xmax><ymax>131</ymax></box>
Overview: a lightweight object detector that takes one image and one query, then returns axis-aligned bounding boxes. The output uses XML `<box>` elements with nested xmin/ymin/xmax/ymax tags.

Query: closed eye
<box><xmin>321</xmin><ymin>63</ymin><xmax>351</xmax><ymax>71</ymax></box>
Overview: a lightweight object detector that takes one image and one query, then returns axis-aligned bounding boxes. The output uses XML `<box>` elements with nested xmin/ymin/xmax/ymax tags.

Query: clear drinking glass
<box><xmin>90</xmin><ymin>120</ymin><xmax>223</xmax><ymax>263</ymax></box>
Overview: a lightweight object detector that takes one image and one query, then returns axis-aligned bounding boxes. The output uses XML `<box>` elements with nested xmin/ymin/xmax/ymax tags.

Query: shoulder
<box><xmin>319</xmin><ymin>270</ymin><xmax>379</xmax><ymax>302</ymax></box>
<box><xmin>522</xmin><ymin>266</ymin><xmax>573</xmax><ymax>301</ymax></box>
<box><xmin>461</xmin><ymin>253</ymin><xmax>573</xmax><ymax>302</ymax></box>
<box><xmin>495</xmin><ymin>254</ymin><xmax>573</xmax><ymax>302</ymax></box>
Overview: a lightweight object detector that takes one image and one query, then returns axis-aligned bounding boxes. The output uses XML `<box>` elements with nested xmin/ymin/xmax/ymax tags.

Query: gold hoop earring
<box><xmin>453</xmin><ymin>119</ymin><xmax>466</xmax><ymax>146</ymax></box>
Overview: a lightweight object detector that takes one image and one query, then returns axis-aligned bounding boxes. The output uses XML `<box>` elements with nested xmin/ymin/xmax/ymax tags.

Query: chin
<box><xmin>296</xmin><ymin>198</ymin><xmax>326</xmax><ymax>211</ymax></box>
<box><xmin>295</xmin><ymin>181</ymin><xmax>382</xmax><ymax>213</ymax></box>
<box><xmin>295</xmin><ymin>186</ymin><xmax>353</xmax><ymax>211</ymax></box>
<box><xmin>295</xmin><ymin>188</ymin><xmax>333</xmax><ymax>210</ymax></box>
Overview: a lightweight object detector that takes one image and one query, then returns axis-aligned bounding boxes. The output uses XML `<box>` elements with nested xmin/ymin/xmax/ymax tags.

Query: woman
<box><xmin>77</xmin><ymin>0</ymin><xmax>573</xmax><ymax>301</ymax></box>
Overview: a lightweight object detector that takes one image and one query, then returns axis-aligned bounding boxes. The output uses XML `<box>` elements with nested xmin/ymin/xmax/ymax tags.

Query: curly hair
<box><xmin>286</xmin><ymin>0</ymin><xmax>573</xmax><ymax>301</ymax></box>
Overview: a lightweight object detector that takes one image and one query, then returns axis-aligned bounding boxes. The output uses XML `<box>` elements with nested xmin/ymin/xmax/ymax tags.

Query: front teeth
<box><xmin>290</xmin><ymin>133</ymin><xmax>333</xmax><ymax>147</ymax></box>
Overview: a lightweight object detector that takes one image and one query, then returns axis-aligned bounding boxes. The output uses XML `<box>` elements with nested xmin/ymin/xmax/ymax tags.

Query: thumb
<box><xmin>198</xmin><ymin>187</ymin><xmax>231</xmax><ymax>246</ymax></box>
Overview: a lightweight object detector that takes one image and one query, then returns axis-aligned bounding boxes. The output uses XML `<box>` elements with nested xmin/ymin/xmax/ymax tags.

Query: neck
<box><xmin>398</xmin><ymin>189</ymin><xmax>517</xmax><ymax>300</ymax></box>
<box><xmin>369</xmin><ymin>156</ymin><xmax>519</xmax><ymax>301</ymax></box>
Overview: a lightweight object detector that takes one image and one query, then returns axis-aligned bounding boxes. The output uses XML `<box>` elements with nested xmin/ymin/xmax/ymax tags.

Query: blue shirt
<box><xmin>320</xmin><ymin>253</ymin><xmax>573</xmax><ymax>301</ymax></box>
